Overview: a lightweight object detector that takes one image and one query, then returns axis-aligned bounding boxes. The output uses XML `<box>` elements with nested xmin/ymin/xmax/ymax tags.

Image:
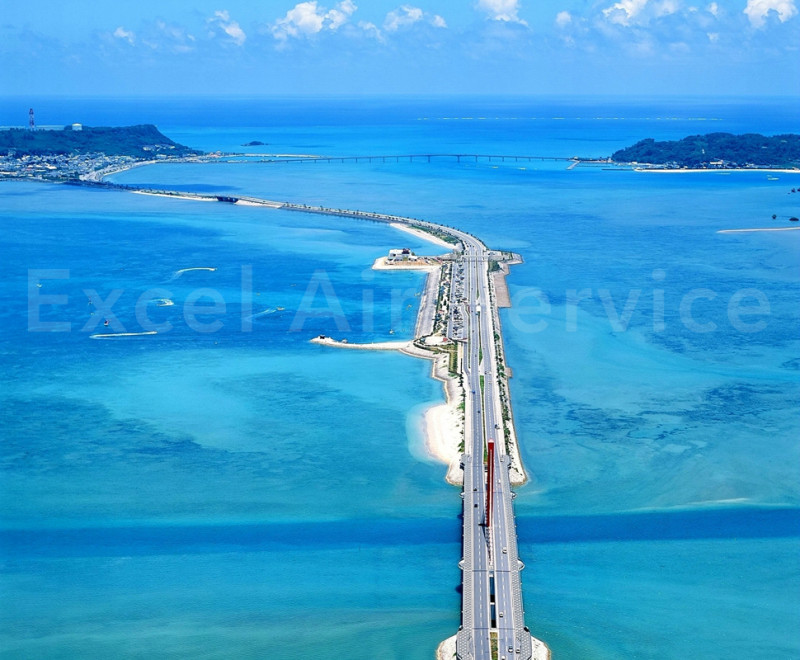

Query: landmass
<box><xmin>242</xmin><ymin>140</ymin><xmax>268</xmax><ymax>146</ymax></box>
<box><xmin>612</xmin><ymin>132</ymin><xmax>800</xmax><ymax>169</ymax></box>
<box><xmin>0</xmin><ymin>124</ymin><xmax>202</xmax><ymax>180</ymax></box>
<box><xmin>0</xmin><ymin>124</ymin><xmax>200</xmax><ymax>158</ymax></box>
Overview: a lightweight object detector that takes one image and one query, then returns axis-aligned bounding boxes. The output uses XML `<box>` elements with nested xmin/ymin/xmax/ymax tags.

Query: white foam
<box><xmin>171</xmin><ymin>267</ymin><xmax>217</xmax><ymax>280</ymax></box>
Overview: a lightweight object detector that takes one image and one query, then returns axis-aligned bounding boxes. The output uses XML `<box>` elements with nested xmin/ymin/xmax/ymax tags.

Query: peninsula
<box><xmin>612</xmin><ymin>132</ymin><xmax>800</xmax><ymax>169</ymax></box>
<box><xmin>0</xmin><ymin>124</ymin><xmax>200</xmax><ymax>158</ymax></box>
<box><xmin>0</xmin><ymin>124</ymin><xmax>202</xmax><ymax>180</ymax></box>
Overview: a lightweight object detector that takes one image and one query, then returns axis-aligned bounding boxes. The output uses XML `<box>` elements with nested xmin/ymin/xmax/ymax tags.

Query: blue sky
<box><xmin>1</xmin><ymin>0</ymin><xmax>798</xmax><ymax>97</ymax></box>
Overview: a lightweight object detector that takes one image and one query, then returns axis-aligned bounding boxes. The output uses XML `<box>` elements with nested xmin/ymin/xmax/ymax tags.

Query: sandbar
<box><xmin>310</xmin><ymin>336</ymin><xmax>412</xmax><ymax>351</ymax></box>
<box><xmin>718</xmin><ymin>227</ymin><xmax>800</xmax><ymax>233</ymax></box>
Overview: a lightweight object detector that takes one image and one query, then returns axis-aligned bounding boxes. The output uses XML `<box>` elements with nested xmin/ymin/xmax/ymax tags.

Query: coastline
<box><xmin>309</xmin><ymin>336</ymin><xmax>411</xmax><ymax>351</ymax></box>
<box><xmin>309</xmin><ymin>335</ymin><xmax>466</xmax><ymax>485</ymax></box>
<box><xmin>634</xmin><ymin>167</ymin><xmax>800</xmax><ymax>174</ymax></box>
<box><xmin>422</xmin><ymin>352</ymin><xmax>465</xmax><ymax>486</ymax></box>
<box><xmin>389</xmin><ymin>221</ymin><xmax>454</xmax><ymax>249</ymax></box>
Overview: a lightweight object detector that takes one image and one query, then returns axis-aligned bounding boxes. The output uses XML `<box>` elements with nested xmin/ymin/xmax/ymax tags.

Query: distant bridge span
<box><xmin>217</xmin><ymin>153</ymin><xmax>580</xmax><ymax>165</ymax></box>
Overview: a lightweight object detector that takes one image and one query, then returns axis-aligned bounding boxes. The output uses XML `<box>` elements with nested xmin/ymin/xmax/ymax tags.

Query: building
<box><xmin>386</xmin><ymin>248</ymin><xmax>418</xmax><ymax>263</ymax></box>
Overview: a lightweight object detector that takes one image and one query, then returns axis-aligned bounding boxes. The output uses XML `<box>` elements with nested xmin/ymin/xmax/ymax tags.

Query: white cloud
<box><xmin>602</xmin><ymin>0</ymin><xmax>650</xmax><ymax>25</ymax></box>
<box><xmin>208</xmin><ymin>10</ymin><xmax>246</xmax><ymax>46</ymax></box>
<box><xmin>743</xmin><ymin>0</ymin><xmax>798</xmax><ymax>27</ymax></box>
<box><xmin>326</xmin><ymin>0</ymin><xmax>357</xmax><ymax>29</ymax></box>
<box><xmin>382</xmin><ymin>5</ymin><xmax>446</xmax><ymax>31</ymax></box>
<box><xmin>658</xmin><ymin>0</ymin><xmax>680</xmax><ymax>16</ymax></box>
<box><xmin>113</xmin><ymin>27</ymin><xmax>135</xmax><ymax>44</ymax></box>
<box><xmin>385</xmin><ymin>5</ymin><xmax>423</xmax><ymax>31</ymax></box>
<box><xmin>555</xmin><ymin>10</ymin><xmax>572</xmax><ymax>27</ymax></box>
<box><xmin>601</xmin><ymin>0</ymin><xmax>682</xmax><ymax>25</ymax></box>
<box><xmin>157</xmin><ymin>21</ymin><xmax>195</xmax><ymax>43</ymax></box>
<box><xmin>272</xmin><ymin>1</ymin><xmax>357</xmax><ymax>41</ymax></box>
<box><xmin>476</xmin><ymin>0</ymin><xmax>528</xmax><ymax>25</ymax></box>
<box><xmin>707</xmin><ymin>2</ymin><xmax>719</xmax><ymax>16</ymax></box>
<box><xmin>357</xmin><ymin>20</ymin><xmax>382</xmax><ymax>39</ymax></box>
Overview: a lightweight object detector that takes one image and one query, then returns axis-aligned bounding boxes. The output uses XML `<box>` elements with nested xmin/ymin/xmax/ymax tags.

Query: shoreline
<box><xmin>312</xmin><ymin>335</ymin><xmax>466</xmax><ymax>485</ymax></box>
<box><xmin>634</xmin><ymin>167</ymin><xmax>800</xmax><ymax>174</ymax></box>
<box><xmin>389</xmin><ymin>221</ymin><xmax>454</xmax><ymax>249</ymax></box>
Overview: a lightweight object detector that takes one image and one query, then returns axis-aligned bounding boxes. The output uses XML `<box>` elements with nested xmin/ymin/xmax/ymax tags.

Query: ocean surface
<box><xmin>1</xmin><ymin>97</ymin><xmax>799</xmax><ymax>659</ymax></box>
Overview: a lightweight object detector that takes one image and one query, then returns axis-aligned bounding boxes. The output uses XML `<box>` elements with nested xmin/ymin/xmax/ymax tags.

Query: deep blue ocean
<box><xmin>1</xmin><ymin>97</ymin><xmax>799</xmax><ymax>659</ymax></box>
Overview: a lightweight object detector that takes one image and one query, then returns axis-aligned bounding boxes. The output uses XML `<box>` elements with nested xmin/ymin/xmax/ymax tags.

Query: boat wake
<box><xmin>244</xmin><ymin>307</ymin><xmax>283</xmax><ymax>321</ymax></box>
<box><xmin>170</xmin><ymin>267</ymin><xmax>217</xmax><ymax>281</ymax></box>
<box><xmin>90</xmin><ymin>331</ymin><xmax>158</xmax><ymax>339</ymax></box>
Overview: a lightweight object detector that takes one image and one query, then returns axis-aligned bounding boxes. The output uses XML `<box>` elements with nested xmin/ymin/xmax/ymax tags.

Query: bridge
<box><xmin>214</xmin><ymin>152</ymin><xmax>579</xmax><ymax>165</ymax></box>
<box><xmin>434</xmin><ymin>223</ymin><xmax>549</xmax><ymax>660</ymax></box>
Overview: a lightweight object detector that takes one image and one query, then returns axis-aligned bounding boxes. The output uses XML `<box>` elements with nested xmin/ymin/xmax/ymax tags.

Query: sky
<box><xmin>1</xmin><ymin>0</ymin><xmax>798</xmax><ymax>97</ymax></box>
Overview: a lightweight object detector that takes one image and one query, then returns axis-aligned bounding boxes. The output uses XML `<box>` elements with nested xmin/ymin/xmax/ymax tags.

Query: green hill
<box><xmin>612</xmin><ymin>132</ymin><xmax>800</xmax><ymax>168</ymax></box>
<box><xmin>0</xmin><ymin>124</ymin><xmax>201</xmax><ymax>158</ymax></box>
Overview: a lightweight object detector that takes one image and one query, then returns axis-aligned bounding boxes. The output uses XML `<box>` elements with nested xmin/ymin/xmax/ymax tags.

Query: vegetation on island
<box><xmin>0</xmin><ymin>124</ymin><xmax>201</xmax><ymax>158</ymax></box>
<box><xmin>612</xmin><ymin>132</ymin><xmax>800</xmax><ymax>169</ymax></box>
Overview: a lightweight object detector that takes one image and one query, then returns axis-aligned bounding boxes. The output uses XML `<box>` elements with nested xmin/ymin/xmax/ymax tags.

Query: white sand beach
<box><xmin>309</xmin><ymin>336</ymin><xmax>412</xmax><ymax>351</ymax></box>
<box><xmin>311</xmin><ymin>334</ymin><xmax>466</xmax><ymax>483</ymax></box>
<box><xmin>422</xmin><ymin>357</ymin><xmax>465</xmax><ymax>486</ymax></box>
<box><xmin>389</xmin><ymin>222</ymin><xmax>455</xmax><ymax>249</ymax></box>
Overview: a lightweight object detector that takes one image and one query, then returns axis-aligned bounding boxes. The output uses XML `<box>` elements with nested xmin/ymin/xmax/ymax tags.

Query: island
<box><xmin>612</xmin><ymin>132</ymin><xmax>800</xmax><ymax>169</ymax></box>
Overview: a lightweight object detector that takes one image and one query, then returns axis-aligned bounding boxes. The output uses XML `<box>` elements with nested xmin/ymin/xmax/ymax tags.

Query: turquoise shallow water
<box><xmin>2</xmin><ymin>97</ymin><xmax>800</xmax><ymax>658</ymax></box>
